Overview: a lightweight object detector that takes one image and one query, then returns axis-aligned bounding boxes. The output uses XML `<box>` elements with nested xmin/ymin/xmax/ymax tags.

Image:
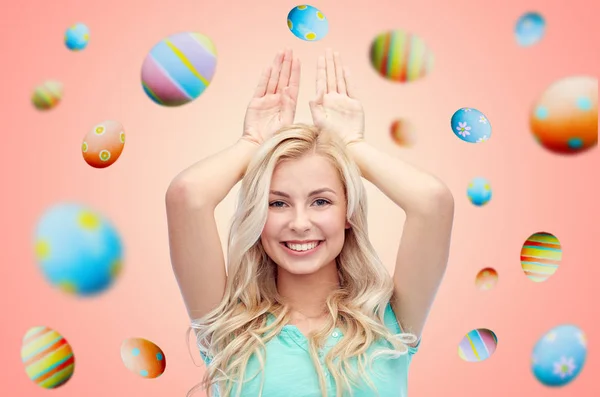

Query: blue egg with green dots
<box><xmin>467</xmin><ymin>177</ymin><xmax>492</xmax><ymax>206</ymax></box>
<box><xmin>65</xmin><ymin>23</ymin><xmax>90</xmax><ymax>51</ymax></box>
<box><xmin>287</xmin><ymin>5</ymin><xmax>328</xmax><ymax>41</ymax></box>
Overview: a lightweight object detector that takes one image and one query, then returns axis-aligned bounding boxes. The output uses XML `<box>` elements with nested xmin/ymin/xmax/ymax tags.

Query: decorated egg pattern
<box><xmin>458</xmin><ymin>328</ymin><xmax>498</xmax><ymax>362</ymax></box>
<box><xmin>530</xmin><ymin>75</ymin><xmax>597</xmax><ymax>154</ymax></box>
<box><xmin>531</xmin><ymin>324</ymin><xmax>587</xmax><ymax>387</ymax></box>
<box><xmin>467</xmin><ymin>177</ymin><xmax>492</xmax><ymax>206</ymax></box>
<box><xmin>21</xmin><ymin>326</ymin><xmax>75</xmax><ymax>389</ymax></box>
<box><xmin>121</xmin><ymin>338</ymin><xmax>166</xmax><ymax>378</ymax></box>
<box><xmin>287</xmin><ymin>5</ymin><xmax>328</xmax><ymax>41</ymax></box>
<box><xmin>515</xmin><ymin>12</ymin><xmax>546</xmax><ymax>47</ymax></box>
<box><xmin>141</xmin><ymin>31</ymin><xmax>217</xmax><ymax>107</ymax></box>
<box><xmin>390</xmin><ymin>118</ymin><xmax>415</xmax><ymax>147</ymax></box>
<box><xmin>475</xmin><ymin>267</ymin><xmax>498</xmax><ymax>290</ymax></box>
<box><xmin>32</xmin><ymin>80</ymin><xmax>63</xmax><ymax>110</ymax></box>
<box><xmin>65</xmin><ymin>23</ymin><xmax>90</xmax><ymax>51</ymax></box>
<box><xmin>34</xmin><ymin>202</ymin><xmax>124</xmax><ymax>296</ymax></box>
<box><xmin>82</xmin><ymin>120</ymin><xmax>125</xmax><ymax>168</ymax></box>
<box><xmin>520</xmin><ymin>232</ymin><xmax>562</xmax><ymax>282</ymax></box>
<box><xmin>451</xmin><ymin>108</ymin><xmax>491</xmax><ymax>143</ymax></box>
<box><xmin>370</xmin><ymin>30</ymin><xmax>434</xmax><ymax>83</ymax></box>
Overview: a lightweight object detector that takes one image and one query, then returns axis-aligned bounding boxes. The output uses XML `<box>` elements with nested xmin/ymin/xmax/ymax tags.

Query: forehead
<box><xmin>271</xmin><ymin>155</ymin><xmax>342</xmax><ymax>191</ymax></box>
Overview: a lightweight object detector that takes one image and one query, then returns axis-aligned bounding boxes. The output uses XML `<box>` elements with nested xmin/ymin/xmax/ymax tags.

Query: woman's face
<box><xmin>260</xmin><ymin>154</ymin><xmax>350</xmax><ymax>275</ymax></box>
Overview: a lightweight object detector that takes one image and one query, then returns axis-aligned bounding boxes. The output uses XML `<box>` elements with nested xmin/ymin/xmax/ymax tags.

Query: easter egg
<box><xmin>141</xmin><ymin>32</ymin><xmax>217</xmax><ymax>107</ymax></box>
<box><xmin>32</xmin><ymin>80</ymin><xmax>63</xmax><ymax>111</ymax></box>
<box><xmin>121</xmin><ymin>338</ymin><xmax>166</xmax><ymax>378</ymax></box>
<box><xmin>475</xmin><ymin>267</ymin><xmax>498</xmax><ymax>290</ymax></box>
<box><xmin>390</xmin><ymin>119</ymin><xmax>415</xmax><ymax>147</ymax></box>
<box><xmin>370</xmin><ymin>30</ymin><xmax>434</xmax><ymax>83</ymax></box>
<box><xmin>451</xmin><ymin>108</ymin><xmax>491</xmax><ymax>143</ymax></box>
<box><xmin>33</xmin><ymin>202</ymin><xmax>124</xmax><ymax>296</ymax></box>
<box><xmin>21</xmin><ymin>326</ymin><xmax>75</xmax><ymax>389</ymax></box>
<box><xmin>287</xmin><ymin>5</ymin><xmax>329</xmax><ymax>41</ymax></box>
<box><xmin>82</xmin><ymin>120</ymin><xmax>125</xmax><ymax>168</ymax></box>
<box><xmin>530</xmin><ymin>76</ymin><xmax>597</xmax><ymax>154</ymax></box>
<box><xmin>467</xmin><ymin>177</ymin><xmax>492</xmax><ymax>206</ymax></box>
<box><xmin>515</xmin><ymin>12</ymin><xmax>546</xmax><ymax>46</ymax></box>
<box><xmin>531</xmin><ymin>324</ymin><xmax>587</xmax><ymax>387</ymax></box>
<box><xmin>458</xmin><ymin>328</ymin><xmax>498</xmax><ymax>362</ymax></box>
<box><xmin>520</xmin><ymin>232</ymin><xmax>562</xmax><ymax>282</ymax></box>
<box><xmin>65</xmin><ymin>23</ymin><xmax>90</xmax><ymax>51</ymax></box>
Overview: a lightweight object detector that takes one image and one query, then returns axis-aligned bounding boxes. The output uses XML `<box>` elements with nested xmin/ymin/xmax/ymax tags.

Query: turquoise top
<box><xmin>200</xmin><ymin>302</ymin><xmax>419</xmax><ymax>396</ymax></box>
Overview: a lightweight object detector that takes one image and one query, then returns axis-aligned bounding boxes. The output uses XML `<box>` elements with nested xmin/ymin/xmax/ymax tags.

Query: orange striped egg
<box><xmin>120</xmin><ymin>338</ymin><xmax>166</xmax><ymax>378</ymax></box>
<box><xmin>521</xmin><ymin>232</ymin><xmax>562</xmax><ymax>282</ymax></box>
<box><xmin>82</xmin><ymin>120</ymin><xmax>126</xmax><ymax>168</ymax></box>
<box><xmin>32</xmin><ymin>80</ymin><xmax>63</xmax><ymax>110</ymax></box>
<box><xmin>20</xmin><ymin>326</ymin><xmax>75</xmax><ymax>389</ymax></box>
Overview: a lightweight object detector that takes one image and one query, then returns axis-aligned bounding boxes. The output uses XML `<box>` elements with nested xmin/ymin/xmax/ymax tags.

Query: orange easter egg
<box><xmin>120</xmin><ymin>338</ymin><xmax>166</xmax><ymax>378</ymax></box>
<box><xmin>82</xmin><ymin>120</ymin><xmax>125</xmax><ymax>168</ymax></box>
<box><xmin>475</xmin><ymin>267</ymin><xmax>498</xmax><ymax>290</ymax></box>
<box><xmin>390</xmin><ymin>119</ymin><xmax>415</xmax><ymax>147</ymax></box>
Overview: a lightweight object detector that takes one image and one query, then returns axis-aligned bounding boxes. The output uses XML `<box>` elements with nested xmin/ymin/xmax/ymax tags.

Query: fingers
<box><xmin>286</xmin><ymin>55</ymin><xmax>301</xmax><ymax>100</ymax></box>
<box><xmin>333</xmin><ymin>52</ymin><xmax>346</xmax><ymax>95</ymax></box>
<box><xmin>344</xmin><ymin>67</ymin><xmax>357</xmax><ymax>99</ymax></box>
<box><xmin>266</xmin><ymin>50</ymin><xmax>284</xmax><ymax>94</ymax></box>
<box><xmin>276</xmin><ymin>48</ymin><xmax>292</xmax><ymax>94</ymax></box>
<box><xmin>253</xmin><ymin>65</ymin><xmax>271</xmax><ymax>98</ymax></box>
<box><xmin>315</xmin><ymin>55</ymin><xmax>326</xmax><ymax>96</ymax></box>
<box><xmin>325</xmin><ymin>48</ymin><xmax>336</xmax><ymax>93</ymax></box>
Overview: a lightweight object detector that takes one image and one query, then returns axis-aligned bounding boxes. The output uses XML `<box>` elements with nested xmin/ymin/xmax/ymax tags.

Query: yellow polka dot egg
<box><xmin>82</xmin><ymin>120</ymin><xmax>125</xmax><ymax>168</ymax></box>
<box><xmin>21</xmin><ymin>326</ymin><xmax>75</xmax><ymax>389</ymax></box>
<box><xmin>287</xmin><ymin>5</ymin><xmax>328</xmax><ymax>41</ymax></box>
<box><xmin>34</xmin><ymin>202</ymin><xmax>124</xmax><ymax>297</ymax></box>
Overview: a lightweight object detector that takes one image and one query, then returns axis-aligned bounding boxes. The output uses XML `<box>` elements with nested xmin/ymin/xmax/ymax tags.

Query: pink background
<box><xmin>2</xmin><ymin>0</ymin><xmax>598</xmax><ymax>395</ymax></box>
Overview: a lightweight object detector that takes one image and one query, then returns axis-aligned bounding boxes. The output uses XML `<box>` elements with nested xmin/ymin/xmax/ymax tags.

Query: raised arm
<box><xmin>166</xmin><ymin>48</ymin><xmax>301</xmax><ymax>320</ymax></box>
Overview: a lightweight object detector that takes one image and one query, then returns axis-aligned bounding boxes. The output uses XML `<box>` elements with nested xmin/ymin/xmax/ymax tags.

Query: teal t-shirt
<box><xmin>200</xmin><ymin>302</ymin><xmax>419</xmax><ymax>397</ymax></box>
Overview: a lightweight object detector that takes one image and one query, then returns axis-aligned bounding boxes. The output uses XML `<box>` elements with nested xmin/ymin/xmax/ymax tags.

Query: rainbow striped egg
<box><xmin>32</xmin><ymin>80</ymin><xmax>63</xmax><ymax>110</ymax></box>
<box><xmin>521</xmin><ymin>232</ymin><xmax>562</xmax><ymax>282</ymax></box>
<box><xmin>369</xmin><ymin>30</ymin><xmax>434</xmax><ymax>83</ymax></box>
<box><xmin>141</xmin><ymin>32</ymin><xmax>217</xmax><ymax>107</ymax></box>
<box><xmin>458</xmin><ymin>328</ymin><xmax>498</xmax><ymax>362</ymax></box>
<box><xmin>21</xmin><ymin>326</ymin><xmax>75</xmax><ymax>389</ymax></box>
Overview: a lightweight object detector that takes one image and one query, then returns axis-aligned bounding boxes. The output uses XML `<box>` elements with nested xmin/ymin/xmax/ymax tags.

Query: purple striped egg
<box><xmin>141</xmin><ymin>32</ymin><xmax>217</xmax><ymax>107</ymax></box>
<box><xmin>458</xmin><ymin>328</ymin><xmax>498</xmax><ymax>362</ymax></box>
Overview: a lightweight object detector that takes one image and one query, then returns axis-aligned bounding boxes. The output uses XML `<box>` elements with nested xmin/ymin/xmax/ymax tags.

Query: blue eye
<box><xmin>269</xmin><ymin>201</ymin><xmax>285</xmax><ymax>207</ymax></box>
<box><xmin>268</xmin><ymin>199</ymin><xmax>331</xmax><ymax>208</ymax></box>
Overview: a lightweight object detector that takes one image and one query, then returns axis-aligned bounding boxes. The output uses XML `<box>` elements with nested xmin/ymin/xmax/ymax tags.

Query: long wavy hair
<box><xmin>187</xmin><ymin>124</ymin><xmax>417</xmax><ymax>397</ymax></box>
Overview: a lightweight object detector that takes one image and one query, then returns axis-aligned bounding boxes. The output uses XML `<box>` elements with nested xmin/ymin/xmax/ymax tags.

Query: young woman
<box><xmin>166</xmin><ymin>48</ymin><xmax>455</xmax><ymax>397</ymax></box>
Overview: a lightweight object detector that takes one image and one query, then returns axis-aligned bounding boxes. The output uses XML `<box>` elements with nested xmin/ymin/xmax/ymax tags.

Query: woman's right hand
<box><xmin>241</xmin><ymin>48</ymin><xmax>301</xmax><ymax>146</ymax></box>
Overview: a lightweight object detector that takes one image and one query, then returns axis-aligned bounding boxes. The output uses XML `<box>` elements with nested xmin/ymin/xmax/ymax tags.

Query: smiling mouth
<box><xmin>280</xmin><ymin>241</ymin><xmax>323</xmax><ymax>253</ymax></box>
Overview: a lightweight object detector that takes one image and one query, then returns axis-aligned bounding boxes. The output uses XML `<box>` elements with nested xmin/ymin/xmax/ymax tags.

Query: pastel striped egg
<box><xmin>141</xmin><ymin>32</ymin><xmax>217</xmax><ymax>107</ymax></box>
<box><xmin>521</xmin><ymin>232</ymin><xmax>562</xmax><ymax>282</ymax></box>
<box><xmin>21</xmin><ymin>326</ymin><xmax>75</xmax><ymax>389</ymax></box>
<box><xmin>369</xmin><ymin>30</ymin><xmax>434</xmax><ymax>83</ymax></box>
<box><xmin>121</xmin><ymin>338</ymin><xmax>166</xmax><ymax>378</ymax></box>
<box><xmin>458</xmin><ymin>328</ymin><xmax>498</xmax><ymax>362</ymax></box>
<box><xmin>32</xmin><ymin>80</ymin><xmax>63</xmax><ymax>110</ymax></box>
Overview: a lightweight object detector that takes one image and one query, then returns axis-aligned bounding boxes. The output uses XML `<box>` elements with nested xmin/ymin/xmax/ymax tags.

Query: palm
<box><xmin>244</xmin><ymin>90</ymin><xmax>297</xmax><ymax>141</ymax></box>
<box><xmin>311</xmin><ymin>92</ymin><xmax>364</xmax><ymax>137</ymax></box>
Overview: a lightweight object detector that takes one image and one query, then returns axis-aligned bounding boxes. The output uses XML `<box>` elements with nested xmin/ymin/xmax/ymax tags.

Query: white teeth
<box><xmin>285</xmin><ymin>241</ymin><xmax>320</xmax><ymax>251</ymax></box>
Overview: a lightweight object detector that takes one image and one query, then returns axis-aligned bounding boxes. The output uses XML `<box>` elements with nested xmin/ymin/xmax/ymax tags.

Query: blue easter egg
<box><xmin>287</xmin><ymin>5</ymin><xmax>329</xmax><ymax>41</ymax></box>
<box><xmin>531</xmin><ymin>324</ymin><xmax>587</xmax><ymax>387</ymax></box>
<box><xmin>515</xmin><ymin>12</ymin><xmax>546</xmax><ymax>47</ymax></box>
<box><xmin>33</xmin><ymin>202</ymin><xmax>124</xmax><ymax>296</ymax></box>
<box><xmin>451</xmin><ymin>108</ymin><xmax>492</xmax><ymax>143</ymax></box>
<box><xmin>65</xmin><ymin>23</ymin><xmax>90</xmax><ymax>51</ymax></box>
<box><xmin>467</xmin><ymin>177</ymin><xmax>492</xmax><ymax>206</ymax></box>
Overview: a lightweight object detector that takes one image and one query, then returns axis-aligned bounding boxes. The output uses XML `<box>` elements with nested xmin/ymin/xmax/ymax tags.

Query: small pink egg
<box><xmin>82</xmin><ymin>120</ymin><xmax>125</xmax><ymax>168</ymax></box>
<box><xmin>120</xmin><ymin>338</ymin><xmax>166</xmax><ymax>378</ymax></box>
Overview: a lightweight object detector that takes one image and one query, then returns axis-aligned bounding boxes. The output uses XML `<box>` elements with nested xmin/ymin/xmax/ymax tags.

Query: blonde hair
<box><xmin>187</xmin><ymin>124</ymin><xmax>417</xmax><ymax>397</ymax></box>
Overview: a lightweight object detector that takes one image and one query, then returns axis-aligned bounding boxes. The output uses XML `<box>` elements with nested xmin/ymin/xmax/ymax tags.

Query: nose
<box><xmin>288</xmin><ymin>207</ymin><xmax>312</xmax><ymax>232</ymax></box>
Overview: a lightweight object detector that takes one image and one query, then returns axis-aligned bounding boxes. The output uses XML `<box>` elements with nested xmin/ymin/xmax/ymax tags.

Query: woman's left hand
<box><xmin>309</xmin><ymin>49</ymin><xmax>365</xmax><ymax>145</ymax></box>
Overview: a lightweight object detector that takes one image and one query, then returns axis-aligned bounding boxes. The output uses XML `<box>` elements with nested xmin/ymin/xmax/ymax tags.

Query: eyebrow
<box><xmin>269</xmin><ymin>188</ymin><xmax>337</xmax><ymax>198</ymax></box>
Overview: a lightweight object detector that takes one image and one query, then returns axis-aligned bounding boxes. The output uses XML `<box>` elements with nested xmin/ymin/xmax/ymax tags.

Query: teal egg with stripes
<box><xmin>141</xmin><ymin>32</ymin><xmax>217</xmax><ymax>107</ymax></box>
